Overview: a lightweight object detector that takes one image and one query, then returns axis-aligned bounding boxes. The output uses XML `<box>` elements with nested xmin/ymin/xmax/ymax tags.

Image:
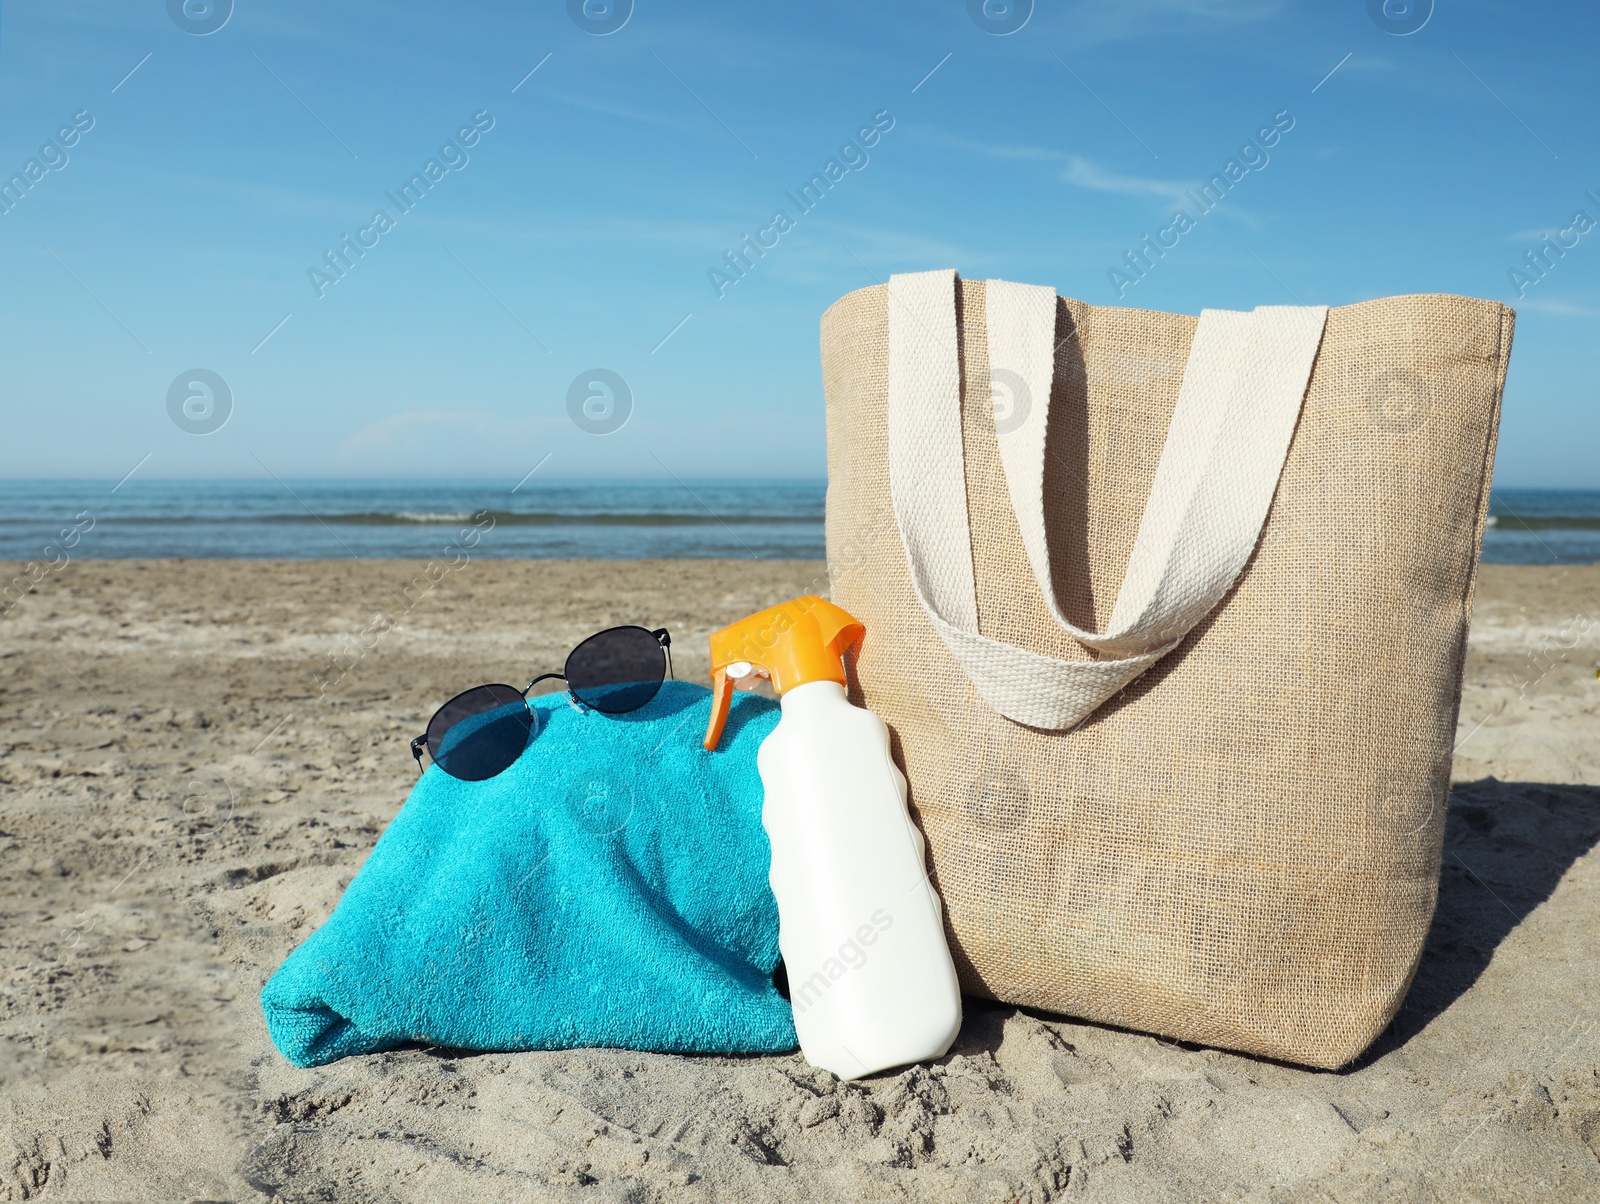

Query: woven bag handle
<box><xmin>886</xmin><ymin>269</ymin><xmax>1328</xmax><ymax>730</ymax></box>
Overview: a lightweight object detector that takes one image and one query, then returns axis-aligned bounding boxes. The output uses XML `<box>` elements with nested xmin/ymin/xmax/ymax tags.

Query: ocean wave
<box><xmin>44</xmin><ymin>509</ymin><xmax>1600</xmax><ymax>531</ymax></box>
<box><xmin>1487</xmin><ymin>514</ymin><xmax>1600</xmax><ymax>532</ymax></box>
<box><xmin>393</xmin><ymin>511</ymin><xmax>477</xmax><ymax>524</ymax></box>
<box><xmin>80</xmin><ymin>510</ymin><xmax>820</xmax><ymax>528</ymax></box>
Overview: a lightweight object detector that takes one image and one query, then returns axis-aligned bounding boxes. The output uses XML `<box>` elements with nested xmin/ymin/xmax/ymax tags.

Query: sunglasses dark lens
<box><xmin>426</xmin><ymin>684</ymin><xmax>534</xmax><ymax>781</ymax></box>
<box><xmin>564</xmin><ymin>626</ymin><xmax>666</xmax><ymax>714</ymax></box>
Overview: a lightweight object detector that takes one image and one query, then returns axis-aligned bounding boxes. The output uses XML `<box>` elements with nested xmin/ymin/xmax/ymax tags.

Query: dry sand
<box><xmin>2</xmin><ymin>559</ymin><xmax>1598</xmax><ymax>1202</ymax></box>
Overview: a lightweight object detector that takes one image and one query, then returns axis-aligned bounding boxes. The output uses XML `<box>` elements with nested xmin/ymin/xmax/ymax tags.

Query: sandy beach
<box><xmin>2</xmin><ymin>558</ymin><xmax>1598</xmax><ymax>1202</ymax></box>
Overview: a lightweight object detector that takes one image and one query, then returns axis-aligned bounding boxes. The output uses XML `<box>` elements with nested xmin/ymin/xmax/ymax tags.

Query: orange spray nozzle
<box><xmin>703</xmin><ymin>596</ymin><xmax>864</xmax><ymax>751</ymax></box>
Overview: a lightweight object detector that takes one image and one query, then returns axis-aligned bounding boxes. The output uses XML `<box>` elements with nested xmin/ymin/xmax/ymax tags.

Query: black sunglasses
<box><xmin>410</xmin><ymin>626</ymin><xmax>673</xmax><ymax>781</ymax></box>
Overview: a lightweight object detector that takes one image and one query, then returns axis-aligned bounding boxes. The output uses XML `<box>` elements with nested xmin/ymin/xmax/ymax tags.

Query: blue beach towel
<box><xmin>262</xmin><ymin>681</ymin><xmax>797</xmax><ymax>1068</ymax></box>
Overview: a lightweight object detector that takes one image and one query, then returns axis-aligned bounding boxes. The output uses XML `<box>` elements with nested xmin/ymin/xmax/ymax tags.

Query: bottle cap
<box><xmin>703</xmin><ymin>596</ymin><xmax>864</xmax><ymax>750</ymax></box>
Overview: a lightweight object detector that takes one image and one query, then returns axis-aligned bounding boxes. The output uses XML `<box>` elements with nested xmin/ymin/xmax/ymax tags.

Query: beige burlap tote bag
<box><xmin>821</xmin><ymin>269</ymin><xmax>1512</xmax><ymax>1068</ymax></box>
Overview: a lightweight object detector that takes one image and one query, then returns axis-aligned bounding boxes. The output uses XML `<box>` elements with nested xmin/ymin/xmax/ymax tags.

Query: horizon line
<box><xmin>0</xmin><ymin>476</ymin><xmax>1593</xmax><ymax>490</ymax></box>
<box><xmin>0</xmin><ymin>473</ymin><xmax>831</xmax><ymax>484</ymax></box>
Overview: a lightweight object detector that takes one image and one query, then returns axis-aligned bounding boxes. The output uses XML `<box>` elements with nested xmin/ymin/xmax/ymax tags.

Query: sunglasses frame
<box><xmin>410</xmin><ymin>626</ymin><xmax>673</xmax><ymax>775</ymax></box>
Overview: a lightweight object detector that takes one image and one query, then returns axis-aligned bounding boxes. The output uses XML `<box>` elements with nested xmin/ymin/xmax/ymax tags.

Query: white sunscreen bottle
<box><xmin>703</xmin><ymin>596</ymin><xmax>963</xmax><ymax>1080</ymax></box>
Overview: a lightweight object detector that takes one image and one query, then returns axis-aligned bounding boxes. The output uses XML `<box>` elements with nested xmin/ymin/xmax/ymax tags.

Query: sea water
<box><xmin>0</xmin><ymin>479</ymin><xmax>1595</xmax><ymax>564</ymax></box>
<box><xmin>1480</xmin><ymin>489</ymin><xmax>1600</xmax><ymax>566</ymax></box>
<box><xmin>0</xmin><ymin>479</ymin><xmax>826</xmax><ymax>561</ymax></box>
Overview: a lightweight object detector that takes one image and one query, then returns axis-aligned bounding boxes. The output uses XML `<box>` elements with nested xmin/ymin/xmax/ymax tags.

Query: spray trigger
<box><xmin>703</xmin><ymin>596</ymin><xmax>864</xmax><ymax>751</ymax></box>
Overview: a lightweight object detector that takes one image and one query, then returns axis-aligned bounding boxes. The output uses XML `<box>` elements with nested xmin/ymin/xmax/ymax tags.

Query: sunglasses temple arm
<box><xmin>409</xmin><ymin>735</ymin><xmax>426</xmax><ymax>776</ymax></box>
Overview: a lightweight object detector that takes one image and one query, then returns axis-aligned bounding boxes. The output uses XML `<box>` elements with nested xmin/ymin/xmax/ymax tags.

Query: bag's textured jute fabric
<box><xmin>820</xmin><ymin>278</ymin><xmax>1512</xmax><ymax>1068</ymax></box>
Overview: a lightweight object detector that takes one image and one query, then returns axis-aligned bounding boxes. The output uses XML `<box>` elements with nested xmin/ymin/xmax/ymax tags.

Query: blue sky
<box><xmin>1</xmin><ymin>0</ymin><xmax>1596</xmax><ymax>485</ymax></box>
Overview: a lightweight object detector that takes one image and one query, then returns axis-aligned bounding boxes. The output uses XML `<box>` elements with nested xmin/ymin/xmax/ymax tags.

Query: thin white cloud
<box><xmin>1516</xmin><ymin>298</ymin><xmax>1600</xmax><ymax>319</ymax></box>
<box><xmin>539</xmin><ymin>87</ymin><xmax>708</xmax><ymax>140</ymax></box>
<box><xmin>340</xmin><ymin>411</ymin><xmax>486</xmax><ymax>454</ymax></box>
<box><xmin>927</xmin><ymin>133</ymin><xmax>1194</xmax><ymax>201</ymax></box>
<box><xmin>928</xmin><ymin>133</ymin><xmax>1069</xmax><ymax>163</ymax></box>
<box><xmin>927</xmin><ymin>133</ymin><xmax>1215</xmax><ymax>208</ymax></box>
<box><xmin>1064</xmin><ymin>0</ymin><xmax>1285</xmax><ymax>45</ymax></box>
<box><xmin>338</xmin><ymin>410</ymin><xmax>555</xmax><ymax>458</ymax></box>
<box><xmin>794</xmin><ymin>219</ymin><xmax>974</xmax><ymax>265</ymax></box>
<box><xmin>1143</xmin><ymin>0</ymin><xmax>1281</xmax><ymax>14</ymax></box>
<box><xmin>928</xmin><ymin>131</ymin><xmax>1278</xmax><ymax>236</ymax></box>
<box><xmin>1061</xmin><ymin>156</ymin><xmax>1190</xmax><ymax>203</ymax></box>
